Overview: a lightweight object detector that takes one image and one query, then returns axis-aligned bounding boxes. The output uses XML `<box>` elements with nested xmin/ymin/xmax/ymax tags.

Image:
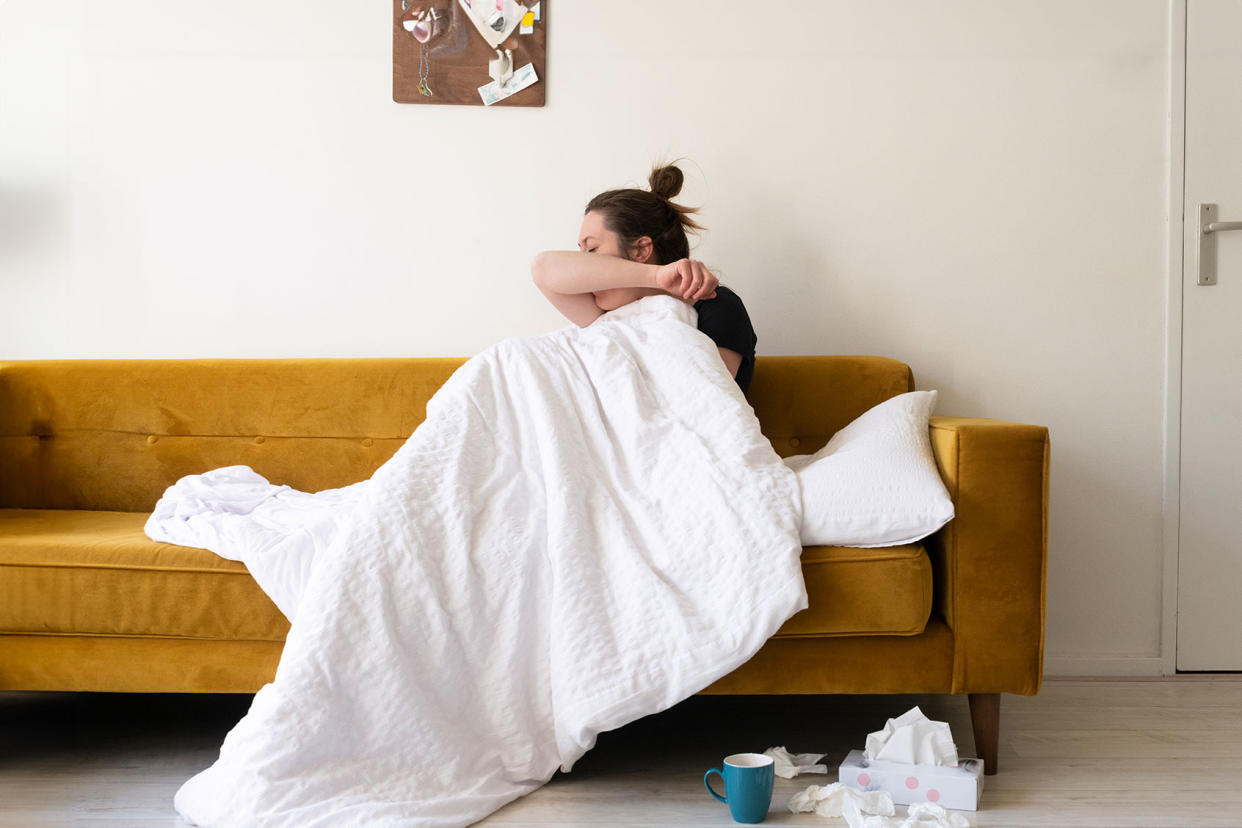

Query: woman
<box><xmin>531</xmin><ymin>163</ymin><xmax>758</xmax><ymax>394</ymax></box>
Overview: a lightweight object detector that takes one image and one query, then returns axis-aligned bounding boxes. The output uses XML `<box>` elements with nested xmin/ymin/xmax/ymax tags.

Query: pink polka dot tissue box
<box><xmin>838</xmin><ymin>750</ymin><xmax>984</xmax><ymax>811</ymax></box>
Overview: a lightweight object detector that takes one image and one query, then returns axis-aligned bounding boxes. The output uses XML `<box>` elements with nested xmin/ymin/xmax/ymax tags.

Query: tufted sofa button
<box><xmin>789</xmin><ymin>437</ymin><xmax>801</xmax><ymax>448</ymax></box>
<box><xmin>146</xmin><ymin>435</ymin><xmax>158</xmax><ymax>444</ymax></box>
<box><xmin>254</xmin><ymin>436</ymin><xmax>266</xmax><ymax>445</ymax></box>
<box><xmin>362</xmin><ymin>438</ymin><xmax>374</xmax><ymax>447</ymax></box>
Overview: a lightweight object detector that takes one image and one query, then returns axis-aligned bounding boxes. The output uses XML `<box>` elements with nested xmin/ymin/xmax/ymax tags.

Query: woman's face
<box><xmin>578</xmin><ymin>210</ymin><xmax>663</xmax><ymax>311</ymax></box>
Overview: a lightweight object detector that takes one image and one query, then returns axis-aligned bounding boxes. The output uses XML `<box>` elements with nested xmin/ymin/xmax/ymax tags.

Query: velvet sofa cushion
<box><xmin>0</xmin><ymin>508</ymin><xmax>931</xmax><ymax>640</ymax></box>
<box><xmin>778</xmin><ymin>543</ymin><xmax>932</xmax><ymax>637</ymax></box>
<box><xmin>0</xmin><ymin>509</ymin><xmax>289</xmax><ymax>642</ymax></box>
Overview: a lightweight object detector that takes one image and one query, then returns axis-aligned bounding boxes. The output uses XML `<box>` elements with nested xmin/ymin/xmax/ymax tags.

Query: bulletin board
<box><xmin>393</xmin><ymin>0</ymin><xmax>547</xmax><ymax>107</ymax></box>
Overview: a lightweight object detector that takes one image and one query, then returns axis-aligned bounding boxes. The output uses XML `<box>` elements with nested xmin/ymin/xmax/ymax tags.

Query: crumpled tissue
<box><xmin>891</xmin><ymin>802</ymin><xmax>975</xmax><ymax>828</ymax></box>
<box><xmin>788</xmin><ymin>782</ymin><xmax>895</xmax><ymax>822</ymax></box>
<box><xmin>789</xmin><ymin>783</ymin><xmax>973</xmax><ymax>828</ymax></box>
<box><xmin>864</xmin><ymin>706</ymin><xmax>959</xmax><ymax>766</ymax></box>
<box><xmin>763</xmin><ymin>745</ymin><xmax>828</xmax><ymax>778</ymax></box>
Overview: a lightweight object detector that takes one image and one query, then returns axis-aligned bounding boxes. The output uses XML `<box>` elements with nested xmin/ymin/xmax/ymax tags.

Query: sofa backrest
<box><xmin>0</xmin><ymin>356</ymin><xmax>913</xmax><ymax>512</ymax></box>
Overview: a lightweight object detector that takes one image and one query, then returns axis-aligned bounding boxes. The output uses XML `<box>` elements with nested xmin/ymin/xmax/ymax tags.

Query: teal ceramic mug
<box><xmin>703</xmin><ymin>752</ymin><xmax>775</xmax><ymax>824</ymax></box>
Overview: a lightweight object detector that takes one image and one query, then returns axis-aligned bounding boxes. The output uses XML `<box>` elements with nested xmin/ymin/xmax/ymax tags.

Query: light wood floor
<box><xmin>2</xmin><ymin>677</ymin><xmax>1240</xmax><ymax>827</ymax></box>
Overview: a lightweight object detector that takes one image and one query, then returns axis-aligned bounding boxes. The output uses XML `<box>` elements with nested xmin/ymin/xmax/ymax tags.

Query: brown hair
<box><xmin>586</xmin><ymin>163</ymin><xmax>704</xmax><ymax>265</ymax></box>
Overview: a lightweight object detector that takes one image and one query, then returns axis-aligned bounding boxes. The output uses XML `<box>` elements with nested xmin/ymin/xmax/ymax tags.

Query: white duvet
<box><xmin>146</xmin><ymin>294</ymin><xmax>807</xmax><ymax>827</ymax></box>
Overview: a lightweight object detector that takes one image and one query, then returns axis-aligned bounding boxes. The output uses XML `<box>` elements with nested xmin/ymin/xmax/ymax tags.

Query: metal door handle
<box><xmin>1198</xmin><ymin>204</ymin><xmax>1242</xmax><ymax>285</ymax></box>
<box><xmin>1206</xmin><ymin>220</ymin><xmax>1242</xmax><ymax>233</ymax></box>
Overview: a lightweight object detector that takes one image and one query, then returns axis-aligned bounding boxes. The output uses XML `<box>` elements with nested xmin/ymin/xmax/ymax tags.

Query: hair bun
<box><xmin>649</xmin><ymin>164</ymin><xmax>685</xmax><ymax>201</ymax></box>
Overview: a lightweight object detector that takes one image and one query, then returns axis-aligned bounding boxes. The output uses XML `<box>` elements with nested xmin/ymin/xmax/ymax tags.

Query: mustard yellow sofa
<box><xmin>0</xmin><ymin>357</ymin><xmax>1048</xmax><ymax>775</ymax></box>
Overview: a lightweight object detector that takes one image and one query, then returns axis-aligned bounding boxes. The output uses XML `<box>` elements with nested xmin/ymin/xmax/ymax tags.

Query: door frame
<box><xmin>1161</xmin><ymin>0</ymin><xmax>1186</xmax><ymax>676</ymax></box>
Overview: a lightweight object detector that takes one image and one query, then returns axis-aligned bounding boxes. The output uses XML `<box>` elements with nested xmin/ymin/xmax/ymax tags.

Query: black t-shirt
<box><xmin>694</xmin><ymin>285</ymin><xmax>757</xmax><ymax>394</ymax></box>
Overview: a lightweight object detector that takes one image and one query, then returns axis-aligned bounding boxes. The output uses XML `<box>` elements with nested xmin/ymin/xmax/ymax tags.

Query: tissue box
<box><xmin>838</xmin><ymin>750</ymin><xmax>984</xmax><ymax>811</ymax></box>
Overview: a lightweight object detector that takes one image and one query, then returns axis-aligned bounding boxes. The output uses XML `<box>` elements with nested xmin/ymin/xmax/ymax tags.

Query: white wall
<box><xmin>0</xmin><ymin>1</ymin><xmax>1173</xmax><ymax>676</ymax></box>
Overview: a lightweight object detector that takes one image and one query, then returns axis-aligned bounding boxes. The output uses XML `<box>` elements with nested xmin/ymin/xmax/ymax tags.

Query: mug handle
<box><xmin>703</xmin><ymin>768</ymin><xmax>728</xmax><ymax>804</ymax></box>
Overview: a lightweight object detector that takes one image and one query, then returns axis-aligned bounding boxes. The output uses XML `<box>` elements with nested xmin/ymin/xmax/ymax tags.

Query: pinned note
<box><xmin>478</xmin><ymin>61</ymin><xmax>538</xmax><ymax>105</ymax></box>
<box><xmin>520</xmin><ymin>10</ymin><xmax>535</xmax><ymax>34</ymax></box>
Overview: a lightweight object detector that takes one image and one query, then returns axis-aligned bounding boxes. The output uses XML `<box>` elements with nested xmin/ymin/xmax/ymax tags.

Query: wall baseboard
<box><xmin>1043</xmin><ymin>655</ymin><xmax>1168</xmax><ymax>678</ymax></box>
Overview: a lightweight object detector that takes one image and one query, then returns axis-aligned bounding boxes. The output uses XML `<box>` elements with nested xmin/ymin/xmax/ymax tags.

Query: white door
<box><xmin>1177</xmin><ymin>0</ymin><xmax>1242</xmax><ymax>670</ymax></box>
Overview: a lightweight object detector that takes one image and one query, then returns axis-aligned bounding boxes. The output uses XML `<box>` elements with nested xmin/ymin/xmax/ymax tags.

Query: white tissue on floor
<box><xmin>857</xmin><ymin>802</ymin><xmax>974</xmax><ymax>828</ymax></box>
<box><xmin>789</xmin><ymin>784</ymin><xmax>973</xmax><ymax>828</ymax></box>
<box><xmin>863</xmin><ymin>706</ymin><xmax>959</xmax><ymax>766</ymax></box>
<box><xmin>788</xmin><ymin>782</ymin><xmax>895</xmax><ymax>825</ymax></box>
<box><xmin>763</xmin><ymin>745</ymin><xmax>828</xmax><ymax>778</ymax></box>
<box><xmin>896</xmin><ymin>802</ymin><xmax>975</xmax><ymax>828</ymax></box>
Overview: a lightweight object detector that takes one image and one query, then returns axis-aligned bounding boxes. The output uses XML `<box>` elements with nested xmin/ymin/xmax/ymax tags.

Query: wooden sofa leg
<box><xmin>968</xmin><ymin>693</ymin><xmax>1000</xmax><ymax>775</ymax></box>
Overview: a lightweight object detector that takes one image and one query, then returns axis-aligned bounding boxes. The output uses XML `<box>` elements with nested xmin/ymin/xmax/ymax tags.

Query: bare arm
<box><xmin>532</xmin><ymin>251</ymin><xmax>720</xmax><ymax>328</ymax></box>
<box><xmin>531</xmin><ymin>251</ymin><xmax>660</xmax><ymax>295</ymax></box>
<box><xmin>531</xmin><ymin>251</ymin><xmax>662</xmax><ymax>328</ymax></box>
<box><xmin>718</xmin><ymin>347</ymin><xmax>743</xmax><ymax>379</ymax></box>
<box><xmin>532</xmin><ymin>281</ymin><xmax>604</xmax><ymax>328</ymax></box>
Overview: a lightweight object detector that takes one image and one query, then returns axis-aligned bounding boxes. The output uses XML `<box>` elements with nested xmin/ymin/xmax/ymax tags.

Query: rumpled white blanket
<box><xmin>146</xmin><ymin>468</ymin><xmax>367</xmax><ymax>622</ymax></box>
<box><xmin>148</xmin><ymin>294</ymin><xmax>808</xmax><ymax>827</ymax></box>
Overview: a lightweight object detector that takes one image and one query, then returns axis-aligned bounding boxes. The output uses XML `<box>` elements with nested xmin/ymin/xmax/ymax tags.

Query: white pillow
<box><xmin>784</xmin><ymin>390</ymin><xmax>954</xmax><ymax>548</ymax></box>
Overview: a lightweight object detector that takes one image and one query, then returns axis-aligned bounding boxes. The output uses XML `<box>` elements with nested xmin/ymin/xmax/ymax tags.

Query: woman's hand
<box><xmin>654</xmin><ymin>258</ymin><xmax>718</xmax><ymax>302</ymax></box>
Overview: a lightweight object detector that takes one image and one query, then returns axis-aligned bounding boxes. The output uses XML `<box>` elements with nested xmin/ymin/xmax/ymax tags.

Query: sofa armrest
<box><xmin>926</xmin><ymin>416</ymin><xmax>1049</xmax><ymax>696</ymax></box>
